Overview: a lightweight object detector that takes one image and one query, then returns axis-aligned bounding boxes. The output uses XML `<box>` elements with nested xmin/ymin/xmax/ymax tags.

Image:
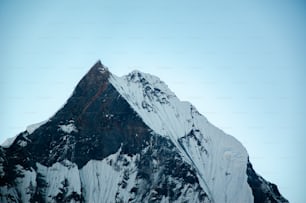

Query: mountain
<box><xmin>0</xmin><ymin>61</ymin><xmax>288</xmax><ymax>203</ymax></box>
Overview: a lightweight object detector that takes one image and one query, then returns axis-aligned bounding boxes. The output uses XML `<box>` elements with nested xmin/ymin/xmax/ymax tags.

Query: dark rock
<box><xmin>247</xmin><ymin>160</ymin><xmax>289</xmax><ymax>203</ymax></box>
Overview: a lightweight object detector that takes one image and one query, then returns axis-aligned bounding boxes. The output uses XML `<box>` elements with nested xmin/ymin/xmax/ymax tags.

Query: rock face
<box><xmin>0</xmin><ymin>61</ymin><xmax>288</xmax><ymax>203</ymax></box>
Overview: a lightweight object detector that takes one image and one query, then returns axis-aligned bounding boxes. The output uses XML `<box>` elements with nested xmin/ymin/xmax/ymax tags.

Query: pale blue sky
<box><xmin>1</xmin><ymin>0</ymin><xmax>305</xmax><ymax>202</ymax></box>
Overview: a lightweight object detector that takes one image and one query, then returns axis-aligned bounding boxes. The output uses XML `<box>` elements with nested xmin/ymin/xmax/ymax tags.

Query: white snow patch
<box><xmin>17</xmin><ymin>140</ymin><xmax>28</xmax><ymax>147</ymax></box>
<box><xmin>59</xmin><ymin>123</ymin><xmax>78</xmax><ymax>134</ymax></box>
<box><xmin>98</xmin><ymin>65</ymin><xmax>108</xmax><ymax>73</ymax></box>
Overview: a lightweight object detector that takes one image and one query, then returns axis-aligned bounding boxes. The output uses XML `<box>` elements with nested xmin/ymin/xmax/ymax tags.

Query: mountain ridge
<box><xmin>0</xmin><ymin>61</ymin><xmax>288</xmax><ymax>203</ymax></box>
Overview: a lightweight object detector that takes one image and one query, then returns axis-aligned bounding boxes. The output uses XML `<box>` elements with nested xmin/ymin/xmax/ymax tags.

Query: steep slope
<box><xmin>0</xmin><ymin>61</ymin><xmax>288</xmax><ymax>203</ymax></box>
<box><xmin>109</xmin><ymin>70</ymin><xmax>253</xmax><ymax>203</ymax></box>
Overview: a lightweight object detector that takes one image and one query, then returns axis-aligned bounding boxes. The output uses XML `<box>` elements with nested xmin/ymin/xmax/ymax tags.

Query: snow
<box><xmin>0</xmin><ymin>68</ymin><xmax>280</xmax><ymax>202</ymax></box>
<box><xmin>26</xmin><ymin>120</ymin><xmax>48</xmax><ymax>134</ymax></box>
<box><xmin>0</xmin><ymin>165</ymin><xmax>37</xmax><ymax>203</ymax></box>
<box><xmin>1</xmin><ymin>135</ymin><xmax>17</xmax><ymax>148</ymax></box>
<box><xmin>14</xmin><ymin>165</ymin><xmax>37</xmax><ymax>203</ymax></box>
<box><xmin>80</xmin><ymin>148</ymin><xmax>138</xmax><ymax>203</ymax></box>
<box><xmin>22</xmin><ymin>149</ymin><xmax>138</xmax><ymax>203</ymax></box>
<box><xmin>17</xmin><ymin>139</ymin><xmax>28</xmax><ymax>147</ymax></box>
<box><xmin>59</xmin><ymin>123</ymin><xmax>78</xmax><ymax>134</ymax></box>
<box><xmin>37</xmin><ymin>161</ymin><xmax>81</xmax><ymax>203</ymax></box>
<box><xmin>28</xmin><ymin>149</ymin><xmax>138</xmax><ymax>203</ymax></box>
<box><xmin>109</xmin><ymin>71</ymin><xmax>193</xmax><ymax>146</ymax></box>
<box><xmin>98</xmin><ymin>65</ymin><xmax>108</xmax><ymax>74</ymax></box>
<box><xmin>0</xmin><ymin>186</ymin><xmax>19</xmax><ymax>203</ymax></box>
<box><xmin>109</xmin><ymin>70</ymin><xmax>254</xmax><ymax>203</ymax></box>
<box><xmin>1</xmin><ymin>120</ymin><xmax>47</xmax><ymax>148</ymax></box>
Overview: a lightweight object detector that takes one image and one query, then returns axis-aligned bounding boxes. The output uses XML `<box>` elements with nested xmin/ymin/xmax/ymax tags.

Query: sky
<box><xmin>1</xmin><ymin>0</ymin><xmax>305</xmax><ymax>202</ymax></box>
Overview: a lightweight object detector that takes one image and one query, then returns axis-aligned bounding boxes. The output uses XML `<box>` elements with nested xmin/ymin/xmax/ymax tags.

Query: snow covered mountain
<box><xmin>0</xmin><ymin>61</ymin><xmax>288</xmax><ymax>203</ymax></box>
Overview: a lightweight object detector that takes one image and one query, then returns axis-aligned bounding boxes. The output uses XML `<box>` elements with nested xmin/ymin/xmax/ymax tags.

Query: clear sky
<box><xmin>1</xmin><ymin>0</ymin><xmax>305</xmax><ymax>202</ymax></box>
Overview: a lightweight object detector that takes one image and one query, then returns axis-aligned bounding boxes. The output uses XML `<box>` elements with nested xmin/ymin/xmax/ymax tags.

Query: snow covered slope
<box><xmin>0</xmin><ymin>61</ymin><xmax>288</xmax><ymax>203</ymax></box>
<box><xmin>110</xmin><ymin>70</ymin><xmax>253</xmax><ymax>203</ymax></box>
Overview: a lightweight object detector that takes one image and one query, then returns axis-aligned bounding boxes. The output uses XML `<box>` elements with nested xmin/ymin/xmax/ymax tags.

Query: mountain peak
<box><xmin>86</xmin><ymin>60</ymin><xmax>109</xmax><ymax>76</ymax></box>
<box><xmin>71</xmin><ymin>60</ymin><xmax>110</xmax><ymax>100</ymax></box>
<box><xmin>0</xmin><ymin>61</ymin><xmax>288</xmax><ymax>203</ymax></box>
